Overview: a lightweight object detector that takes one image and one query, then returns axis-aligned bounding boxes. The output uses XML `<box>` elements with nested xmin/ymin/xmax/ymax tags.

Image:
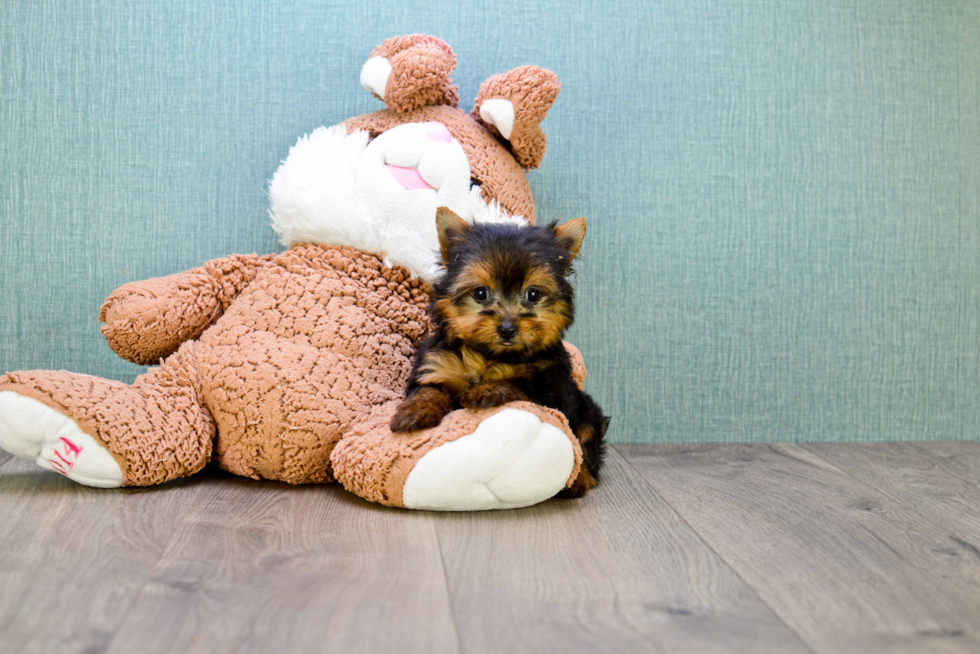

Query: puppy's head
<box><xmin>432</xmin><ymin>207</ymin><xmax>586</xmax><ymax>357</ymax></box>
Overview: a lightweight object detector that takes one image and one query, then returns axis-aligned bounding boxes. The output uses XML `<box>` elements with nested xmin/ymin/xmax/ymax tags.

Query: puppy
<box><xmin>390</xmin><ymin>207</ymin><xmax>608</xmax><ymax>497</ymax></box>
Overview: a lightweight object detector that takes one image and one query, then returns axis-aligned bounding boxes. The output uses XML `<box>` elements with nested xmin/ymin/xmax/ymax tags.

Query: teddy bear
<box><xmin>0</xmin><ymin>34</ymin><xmax>589</xmax><ymax>511</ymax></box>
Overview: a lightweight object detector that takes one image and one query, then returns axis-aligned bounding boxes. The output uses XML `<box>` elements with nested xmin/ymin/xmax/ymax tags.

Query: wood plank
<box><xmin>433</xmin><ymin>448</ymin><xmax>811</xmax><ymax>654</ymax></box>
<box><xmin>620</xmin><ymin>444</ymin><xmax>980</xmax><ymax>654</ymax></box>
<box><xmin>803</xmin><ymin>442</ymin><xmax>980</xmax><ymax>546</ymax></box>
<box><xmin>912</xmin><ymin>441</ymin><xmax>980</xmax><ymax>487</ymax></box>
<box><xmin>0</xmin><ymin>457</ymin><xmax>203</xmax><ymax>654</ymax></box>
<box><xmin>104</xmin><ymin>473</ymin><xmax>459</xmax><ymax>654</ymax></box>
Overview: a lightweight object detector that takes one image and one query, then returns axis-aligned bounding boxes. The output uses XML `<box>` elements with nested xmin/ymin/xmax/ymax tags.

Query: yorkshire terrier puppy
<box><xmin>390</xmin><ymin>207</ymin><xmax>609</xmax><ymax>497</ymax></box>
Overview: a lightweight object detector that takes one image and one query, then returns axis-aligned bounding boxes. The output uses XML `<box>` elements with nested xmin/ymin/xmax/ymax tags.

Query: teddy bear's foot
<box><xmin>331</xmin><ymin>400</ymin><xmax>581</xmax><ymax>511</ymax></box>
<box><xmin>0</xmin><ymin>345</ymin><xmax>215</xmax><ymax>486</ymax></box>
<box><xmin>402</xmin><ymin>407</ymin><xmax>576</xmax><ymax>511</ymax></box>
<box><xmin>0</xmin><ymin>391</ymin><xmax>123</xmax><ymax>487</ymax></box>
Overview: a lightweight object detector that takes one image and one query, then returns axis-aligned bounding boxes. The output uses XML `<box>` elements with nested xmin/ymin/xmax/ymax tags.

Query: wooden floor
<box><xmin>2</xmin><ymin>442</ymin><xmax>979</xmax><ymax>654</ymax></box>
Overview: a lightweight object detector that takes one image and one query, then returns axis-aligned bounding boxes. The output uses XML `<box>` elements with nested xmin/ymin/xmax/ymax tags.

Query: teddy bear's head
<box><xmin>269</xmin><ymin>34</ymin><xmax>560</xmax><ymax>281</ymax></box>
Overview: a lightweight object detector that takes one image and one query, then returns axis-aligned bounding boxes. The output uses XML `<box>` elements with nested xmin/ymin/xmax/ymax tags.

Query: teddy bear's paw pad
<box><xmin>0</xmin><ymin>392</ymin><xmax>123</xmax><ymax>487</ymax></box>
<box><xmin>401</xmin><ymin>408</ymin><xmax>574</xmax><ymax>511</ymax></box>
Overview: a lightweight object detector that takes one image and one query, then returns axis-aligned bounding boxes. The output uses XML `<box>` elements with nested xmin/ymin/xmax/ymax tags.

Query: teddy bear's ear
<box><xmin>360</xmin><ymin>35</ymin><xmax>460</xmax><ymax>113</ymax></box>
<box><xmin>472</xmin><ymin>66</ymin><xmax>560</xmax><ymax>170</ymax></box>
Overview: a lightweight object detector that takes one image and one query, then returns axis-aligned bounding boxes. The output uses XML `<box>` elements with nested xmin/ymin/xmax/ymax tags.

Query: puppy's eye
<box><xmin>524</xmin><ymin>287</ymin><xmax>542</xmax><ymax>303</ymax></box>
<box><xmin>470</xmin><ymin>177</ymin><xmax>482</xmax><ymax>190</ymax></box>
<box><xmin>473</xmin><ymin>286</ymin><xmax>490</xmax><ymax>302</ymax></box>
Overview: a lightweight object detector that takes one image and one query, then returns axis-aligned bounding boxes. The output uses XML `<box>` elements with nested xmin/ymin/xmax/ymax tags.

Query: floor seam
<box><xmin>611</xmin><ymin>444</ymin><xmax>820</xmax><ymax>654</ymax></box>
<box><xmin>432</xmin><ymin>516</ymin><xmax>465</xmax><ymax>654</ymax></box>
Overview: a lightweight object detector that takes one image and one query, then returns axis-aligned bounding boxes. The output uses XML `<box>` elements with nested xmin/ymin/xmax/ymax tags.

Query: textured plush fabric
<box><xmin>2</xmin><ymin>350</ymin><xmax>216</xmax><ymax>485</ymax></box>
<box><xmin>368</xmin><ymin>34</ymin><xmax>460</xmax><ymax>112</ymax></box>
<box><xmin>99</xmin><ymin>254</ymin><xmax>276</xmax><ymax>365</ymax></box>
<box><xmin>1</xmin><ymin>246</ymin><xmax>431</xmax><ymax>485</ymax></box>
<box><xmin>331</xmin><ymin>400</ymin><xmax>581</xmax><ymax>507</ymax></box>
<box><xmin>472</xmin><ymin>66</ymin><xmax>560</xmax><ymax>170</ymax></box>
<box><xmin>2</xmin><ymin>1</ymin><xmax>979</xmax><ymax>443</ymax></box>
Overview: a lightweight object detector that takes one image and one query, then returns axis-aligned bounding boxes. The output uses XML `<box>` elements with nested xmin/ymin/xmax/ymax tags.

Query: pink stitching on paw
<box><xmin>49</xmin><ymin>437</ymin><xmax>84</xmax><ymax>475</ymax></box>
<box><xmin>61</xmin><ymin>437</ymin><xmax>83</xmax><ymax>457</ymax></box>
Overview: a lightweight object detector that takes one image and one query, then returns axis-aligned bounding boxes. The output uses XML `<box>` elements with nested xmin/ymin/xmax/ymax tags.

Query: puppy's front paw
<box><xmin>460</xmin><ymin>383</ymin><xmax>527</xmax><ymax>410</ymax></box>
<box><xmin>390</xmin><ymin>409</ymin><xmax>440</xmax><ymax>433</ymax></box>
<box><xmin>390</xmin><ymin>387</ymin><xmax>452</xmax><ymax>433</ymax></box>
<box><xmin>557</xmin><ymin>467</ymin><xmax>598</xmax><ymax>499</ymax></box>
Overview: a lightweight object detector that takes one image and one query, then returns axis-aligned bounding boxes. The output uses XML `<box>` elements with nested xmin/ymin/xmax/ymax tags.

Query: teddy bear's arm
<box><xmin>99</xmin><ymin>253</ymin><xmax>274</xmax><ymax>365</ymax></box>
<box><xmin>563</xmin><ymin>341</ymin><xmax>587</xmax><ymax>390</ymax></box>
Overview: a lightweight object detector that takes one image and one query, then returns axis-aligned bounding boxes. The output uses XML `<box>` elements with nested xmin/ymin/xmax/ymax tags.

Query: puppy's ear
<box><xmin>436</xmin><ymin>207</ymin><xmax>470</xmax><ymax>261</ymax></box>
<box><xmin>553</xmin><ymin>218</ymin><xmax>587</xmax><ymax>264</ymax></box>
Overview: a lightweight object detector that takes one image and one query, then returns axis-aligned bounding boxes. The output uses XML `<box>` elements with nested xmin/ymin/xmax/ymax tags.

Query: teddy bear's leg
<box><xmin>0</xmin><ymin>342</ymin><xmax>214</xmax><ymax>487</ymax></box>
<box><xmin>331</xmin><ymin>400</ymin><xmax>582</xmax><ymax>511</ymax></box>
<box><xmin>0</xmin><ymin>391</ymin><xmax>124</xmax><ymax>487</ymax></box>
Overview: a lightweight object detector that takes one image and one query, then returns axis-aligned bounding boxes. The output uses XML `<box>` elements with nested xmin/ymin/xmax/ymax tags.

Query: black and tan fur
<box><xmin>390</xmin><ymin>207</ymin><xmax>609</xmax><ymax>497</ymax></box>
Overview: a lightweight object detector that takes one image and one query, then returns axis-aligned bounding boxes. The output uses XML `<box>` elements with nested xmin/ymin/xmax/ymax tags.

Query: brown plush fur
<box><xmin>472</xmin><ymin>66</ymin><xmax>560</xmax><ymax>170</ymax></box>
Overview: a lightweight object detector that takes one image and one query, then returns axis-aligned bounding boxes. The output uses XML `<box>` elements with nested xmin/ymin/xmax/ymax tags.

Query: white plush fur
<box><xmin>0</xmin><ymin>392</ymin><xmax>123</xmax><ymax>487</ymax></box>
<box><xmin>401</xmin><ymin>408</ymin><xmax>575</xmax><ymax>511</ymax></box>
<box><xmin>269</xmin><ymin>122</ymin><xmax>527</xmax><ymax>282</ymax></box>
<box><xmin>360</xmin><ymin>56</ymin><xmax>392</xmax><ymax>98</ymax></box>
<box><xmin>479</xmin><ymin>98</ymin><xmax>516</xmax><ymax>140</ymax></box>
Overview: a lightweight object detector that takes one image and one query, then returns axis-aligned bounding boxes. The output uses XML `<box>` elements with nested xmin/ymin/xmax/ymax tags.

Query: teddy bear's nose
<box><xmin>423</xmin><ymin>122</ymin><xmax>452</xmax><ymax>143</ymax></box>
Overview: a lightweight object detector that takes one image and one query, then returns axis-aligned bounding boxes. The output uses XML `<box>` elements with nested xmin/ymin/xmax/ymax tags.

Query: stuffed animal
<box><xmin>0</xmin><ymin>34</ymin><xmax>588</xmax><ymax>511</ymax></box>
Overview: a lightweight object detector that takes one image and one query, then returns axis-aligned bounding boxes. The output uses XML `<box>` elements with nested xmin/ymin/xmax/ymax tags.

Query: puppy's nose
<box><xmin>498</xmin><ymin>322</ymin><xmax>518</xmax><ymax>340</ymax></box>
<box><xmin>423</xmin><ymin>121</ymin><xmax>452</xmax><ymax>143</ymax></box>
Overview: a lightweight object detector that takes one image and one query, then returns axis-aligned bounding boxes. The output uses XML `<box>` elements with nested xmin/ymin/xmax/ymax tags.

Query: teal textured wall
<box><xmin>1</xmin><ymin>1</ymin><xmax>978</xmax><ymax>443</ymax></box>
